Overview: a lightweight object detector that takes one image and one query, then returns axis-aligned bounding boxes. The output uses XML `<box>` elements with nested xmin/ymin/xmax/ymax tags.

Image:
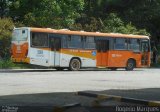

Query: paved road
<box><xmin>0</xmin><ymin>68</ymin><xmax>160</xmax><ymax>107</ymax></box>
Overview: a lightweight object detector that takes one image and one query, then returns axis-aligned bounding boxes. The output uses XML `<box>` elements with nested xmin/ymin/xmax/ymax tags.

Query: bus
<box><xmin>11</xmin><ymin>27</ymin><xmax>151</xmax><ymax>71</ymax></box>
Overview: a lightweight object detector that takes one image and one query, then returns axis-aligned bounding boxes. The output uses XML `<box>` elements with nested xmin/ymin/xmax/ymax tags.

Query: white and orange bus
<box><xmin>11</xmin><ymin>27</ymin><xmax>151</xmax><ymax>71</ymax></box>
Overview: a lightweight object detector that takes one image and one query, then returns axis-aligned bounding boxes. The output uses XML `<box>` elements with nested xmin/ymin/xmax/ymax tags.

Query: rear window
<box><xmin>12</xmin><ymin>29</ymin><xmax>28</xmax><ymax>41</ymax></box>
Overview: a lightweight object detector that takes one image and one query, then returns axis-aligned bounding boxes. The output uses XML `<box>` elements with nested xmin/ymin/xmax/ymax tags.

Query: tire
<box><xmin>125</xmin><ymin>59</ymin><xmax>135</xmax><ymax>71</ymax></box>
<box><xmin>69</xmin><ymin>58</ymin><xmax>81</xmax><ymax>71</ymax></box>
<box><xmin>110</xmin><ymin>67</ymin><xmax>117</xmax><ymax>71</ymax></box>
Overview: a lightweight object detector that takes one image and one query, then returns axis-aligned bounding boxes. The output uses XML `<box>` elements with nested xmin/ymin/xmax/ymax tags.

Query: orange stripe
<box><xmin>30</xmin><ymin>48</ymin><xmax>96</xmax><ymax>59</ymax></box>
<box><xmin>61</xmin><ymin>49</ymin><xmax>96</xmax><ymax>59</ymax></box>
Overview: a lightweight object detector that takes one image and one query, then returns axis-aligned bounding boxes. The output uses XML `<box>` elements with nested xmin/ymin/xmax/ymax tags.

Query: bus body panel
<box><xmin>59</xmin><ymin>53</ymin><xmax>96</xmax><ymax>67</ymax></box>
<box><xmin>107</xmin><ymin>50</ymin><xmax>142</xmax><ymax>67</ymax></box>
<box><xmin>28</xmin><ymin>48</ymin><xmax>97</xmax><ymax>67</ymax></box>
<box><xmin>60</xmin><ymin>49</ymin><xmax>96</xmax><ymax>67</ymax></box>
<box><xmin>96</xmin><ymin>52</ymin><xmax>109</xmax><ymax>67</ymax></box>
<box><xmin>29</xmin><ymin>48</ymin><xmax>50</xmax><ymax>67</ymax></box>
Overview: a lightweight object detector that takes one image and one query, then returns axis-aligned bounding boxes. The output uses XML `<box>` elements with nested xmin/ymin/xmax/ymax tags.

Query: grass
<box><xmin>0</xmin><ymin>59</ymin><xmax>15</xmax><ymax>69</ymax></box>
<box><xmin>0</xmin><ymin>59</ymin><xmax>47</xmax><ymax>69</ymax></box>
<box><xmin>0</xmin><ymin>59</ymin><xmax>33</xmax><ymax>69</ymax></box>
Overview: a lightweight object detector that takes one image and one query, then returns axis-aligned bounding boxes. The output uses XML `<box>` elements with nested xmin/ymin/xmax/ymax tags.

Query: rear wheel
<box><xmin>69</xmin><ymin>59</ymin><xmax>81</xmax><ymax>71</ymax></box>
<box><xmin>125</xmin><ymin>59</ymin><xmax>135</xmax><ymax>71</ymax></box>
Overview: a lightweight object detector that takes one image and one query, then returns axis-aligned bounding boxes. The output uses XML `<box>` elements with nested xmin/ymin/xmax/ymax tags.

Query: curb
<box><xmin>77</xmin><ymin>92</ymin><xmax>160</xmax><ymax>106</ymax></box>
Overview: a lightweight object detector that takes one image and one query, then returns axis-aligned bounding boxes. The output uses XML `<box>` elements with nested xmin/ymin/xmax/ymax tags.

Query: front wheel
<box><xmin>69</xmin><ymin>59</ymin><xmax>81</xmax><ymax>71</ymax></box>
<box><xmin>125</xmin><ymin>59</ymin><xmax>135</xmax><ymax>71</ymax></box>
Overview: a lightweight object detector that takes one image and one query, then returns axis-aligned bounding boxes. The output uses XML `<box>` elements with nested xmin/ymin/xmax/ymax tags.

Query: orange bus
<box><xmin>11</xmin><ymin>27</ymin><xmax>151</xmax><ymax>71</ymax></box>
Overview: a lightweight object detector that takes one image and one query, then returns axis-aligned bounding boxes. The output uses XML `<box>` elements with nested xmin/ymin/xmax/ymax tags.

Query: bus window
<box><xmin>31</xmin><ymin>33</ymin><xmax>48</xmax><ymax>47</ymax></box>
<box><xmin>96</xmin><ymin>40</ymin><xmax>101</xmax><ymax>52</ymax></box>
<box><xmin>102</xmin><ymin>40</ymin><xmax>109</xmax><ymax>52</ymax></box>
<box><xmin>114</xmin><ymin>38</ymin><xmax>127</xmax><ymax>50</ymax></box>
<box><xmin>49</xmin><ymin>34</ymin><xmax>62</xmax><ymax>50</ymax></box>
<box><xmin>12</xmin><ymin>29</ymin><xmax>28</xmax><ymax>41</ymax></box>
<box><xmin>68</xmin><ymin>35</ymin><xmax>83</xmax><ymax>48</ymax></box>
<box><xmin>129</xmin><ymin>39</ymin><xmax>140</xmax><ymax>52</ymax></box>
<box><xmin>96</xmin><ymin>39</ymin><xmax>109</xmax><ymax>52</ymax></box>
<box><xmin>84</xmin><ymin>36</ymin><xmax>96</xmax><ymax>49</ymax></box>
<box><xmin>62</xmin><ymin>35</ymin><xmax>68</xmax><ymax>48</ymax></box>
<box><xmin>141</xmin><ymin>40</ymin><xmax>149</xmax><ymax>52</ymax></box>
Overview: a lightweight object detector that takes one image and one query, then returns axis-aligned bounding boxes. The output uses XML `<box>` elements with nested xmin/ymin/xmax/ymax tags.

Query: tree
<box><xmin>0</xmin><ymin>0</ymin><xmax>9</xmax><ymax>17</ymax></box>
<box><xmin>0</xmin><ymin>18</ymin><xmax>14</xmax><ymax>58</ymax></box>
<box><xmin>9</xmin><ymin>0</ymin><xmax>84</xmax><ymax>28</ymax></box>
<box><xmin>102</xmin><ymin>13</ymin><xmax>149</xmax><ymax>35</ymax></box>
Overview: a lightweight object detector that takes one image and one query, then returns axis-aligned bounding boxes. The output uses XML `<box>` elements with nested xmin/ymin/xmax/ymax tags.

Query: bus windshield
<box><xmin>12</xmin><ymin>29</ymin><xmax>28</xmax><ymax>41</ymax></box>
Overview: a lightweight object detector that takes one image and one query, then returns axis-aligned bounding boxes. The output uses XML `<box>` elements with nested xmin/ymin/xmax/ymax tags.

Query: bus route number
<box><xmin>37</xmin><ymin>50</ymin><xmax>43</xmax><ymax>55</ymax></box>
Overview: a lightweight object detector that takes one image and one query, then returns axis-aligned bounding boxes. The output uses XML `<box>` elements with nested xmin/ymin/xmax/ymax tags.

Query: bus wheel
<box><xmin>69</xmin><ymin>58</ymin><xmax>81</xmax><ymax>71</ymax></box>
<box><xmin>125</xmin><ymin>59</ymin><xmax>135</xmax><ymax>71</ymax></box>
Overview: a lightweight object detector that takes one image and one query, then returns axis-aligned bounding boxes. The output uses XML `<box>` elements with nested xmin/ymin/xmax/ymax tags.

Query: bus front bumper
<box><xmin>11</xmin><ymin>57</ymin><xmax>30</xmax><ymax>64</ymax></box>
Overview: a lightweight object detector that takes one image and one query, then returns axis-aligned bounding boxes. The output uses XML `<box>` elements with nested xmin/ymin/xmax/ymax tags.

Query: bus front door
<box><xmin>96</xmin><ymin>40</ymin><xmax>109</xmax><ymax>67</ymax></box>
<box><xmin>50</xmin><ymin>37</ymin><xmax>61</xmax><ymax>67</ymax></box>
<box><xmin>141</xmin><ymin>40</ymin><xmax>150</xmax><ymax>66</ymax></box>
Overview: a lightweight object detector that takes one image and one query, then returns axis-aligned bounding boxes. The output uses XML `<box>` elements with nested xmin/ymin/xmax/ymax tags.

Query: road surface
<box><xmin>0</xmin><ymin>68</ymin><xmax>160</xmax><ymax>107</ymax></box>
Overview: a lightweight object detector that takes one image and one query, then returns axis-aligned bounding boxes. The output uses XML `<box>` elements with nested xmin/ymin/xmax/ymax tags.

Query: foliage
<box><xmin>0</xmin><ymin>59</ymin><xmax>15</xmax><ymax>69</ymax></box>
<box><xmin>9</xmin><ymin>0</ymin><xmax>84</xmax><ymax>28</ymax></box>
<box><xmin>82</xmin><ymin>0</ymin><xmax>160</xmax><ymax>39</ymax></box>
<box><xmin>102</xmin><ymin>13</ymin><xmax>149</xmax><ymax>35</ymax></box>
<box><xmin>0</xmin><ymin>18</ymin><xmax>14</xmax><ymax>58</ymax></box>
<box><xmin>0</xmin><ymin>0</ymin><xmax>9</xmax><ymax>17</ymax></box>
<box><xmin>72</xmin><ymin>13</ymin><xmax>149</xmax><ymax>35</ymax></box>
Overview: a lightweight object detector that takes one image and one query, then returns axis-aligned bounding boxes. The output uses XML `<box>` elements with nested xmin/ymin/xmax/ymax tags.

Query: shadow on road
<box><xmin>0</xmin><ymin>88</ymin><xmax>160</xmax><ymax>106</ymax></box>
<box><xmin>0</xmin><ymin>88</ymin><xmax>160</xmax><ymax>111</ymax></box>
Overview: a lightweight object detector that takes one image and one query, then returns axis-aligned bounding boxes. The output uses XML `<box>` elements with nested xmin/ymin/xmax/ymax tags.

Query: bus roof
<box><xmin>19</xmin><ymin>27</ymin><xmax>150</xmax><ymax>39</ymax></box>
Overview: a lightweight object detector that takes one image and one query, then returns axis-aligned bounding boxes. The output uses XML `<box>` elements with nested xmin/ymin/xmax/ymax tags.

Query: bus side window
<box><xmin>104</xmin><ymin>40</ymin><xmax>109</xmax><ymax>52</ymax></box>
<box><xmin>141</xmin><ymin>40</ymin><xmax>149</xmax><ymax>52</ymax></box>
<box><xmin>62</xmin><ymin>35</ymin><xmax>68</xmax><ymax>48</ymax></box>
<box><xmin>129</xmin><ymin>39</ymin><xmax>140</xmax><ymax>52</ymax></box>
<box><xmin>68</xmin><ymin>35</ymin><xmax>83</xmax><ymax>49</ymax></box>
<box><xmin>50</xmin><ymin>38</ymin><xmax>54</xmax><ymax>49</ymax></box>
<box><xmin>96</xmin><ymin>40</ymin><xmax>101</xmax><ymax>52</ymax></box>
<box><xmin>114</xmin><ymin>38</ymin><xmax>127</xmax><ymax>50</ymax></box>
<box><xmin>31</xmin><ymin>32</ymin><xmax>48</xmax><ymax>47</ymax></box>
<box><xmin>84</xmin><ymin>36</ymin><xmax>96</xmax><ymax>49</ymax></box>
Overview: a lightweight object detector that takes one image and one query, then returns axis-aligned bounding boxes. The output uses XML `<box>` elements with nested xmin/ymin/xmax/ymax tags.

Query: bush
<box><xmin>0</xmin><ymin>18</ymin><xmax>14</xmax><ymax>58</ymax></box>
<box><xmin>0</xmin><ymin>59</ymin><xmax>15</xmax><ymax>69</ymax></box>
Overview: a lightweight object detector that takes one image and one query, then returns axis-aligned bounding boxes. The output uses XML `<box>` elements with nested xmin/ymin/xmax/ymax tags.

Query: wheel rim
<box><xmin>128</xmin><ymin>63</ymin><xmax>133</xmax><ymax>69</ymax></box>
<box><xmin>126</xmin><ymin>60</ymin><xmax>135</xmax><ymax>70</ymax></box>
<box><xmin>71</xmin><ymin>60</ymin><xmax>80</xmax><ymax>70</ymax></box>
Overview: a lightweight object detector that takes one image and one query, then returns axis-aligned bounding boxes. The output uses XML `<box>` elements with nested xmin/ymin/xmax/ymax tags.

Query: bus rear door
<box><xmin>96</xmin><ymin>39</ymin><xmax>109</xmax><ymax>67</ymax></box>
<box><xmin>50</xmin><ymin>35</ymin><xmax>61</xmax><ymax>67</ymax></box>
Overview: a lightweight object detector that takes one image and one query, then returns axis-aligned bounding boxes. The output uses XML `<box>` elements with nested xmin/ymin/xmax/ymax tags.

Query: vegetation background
<box><xmin>0</xmin><ymin>0</ymin><xmax>160</xmax><ymax>68</ymax></box>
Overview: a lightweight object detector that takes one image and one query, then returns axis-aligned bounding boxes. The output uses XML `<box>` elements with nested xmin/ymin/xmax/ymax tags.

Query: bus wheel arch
<box><xmin>69</xmin><ymin>57</ymin><xmax>81</xmax><ymax>71</ymax></box>
<box><xmin>125</xmin><ymin>58</ymin><xmax>136</xmax><ymax>71</ymax></box>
